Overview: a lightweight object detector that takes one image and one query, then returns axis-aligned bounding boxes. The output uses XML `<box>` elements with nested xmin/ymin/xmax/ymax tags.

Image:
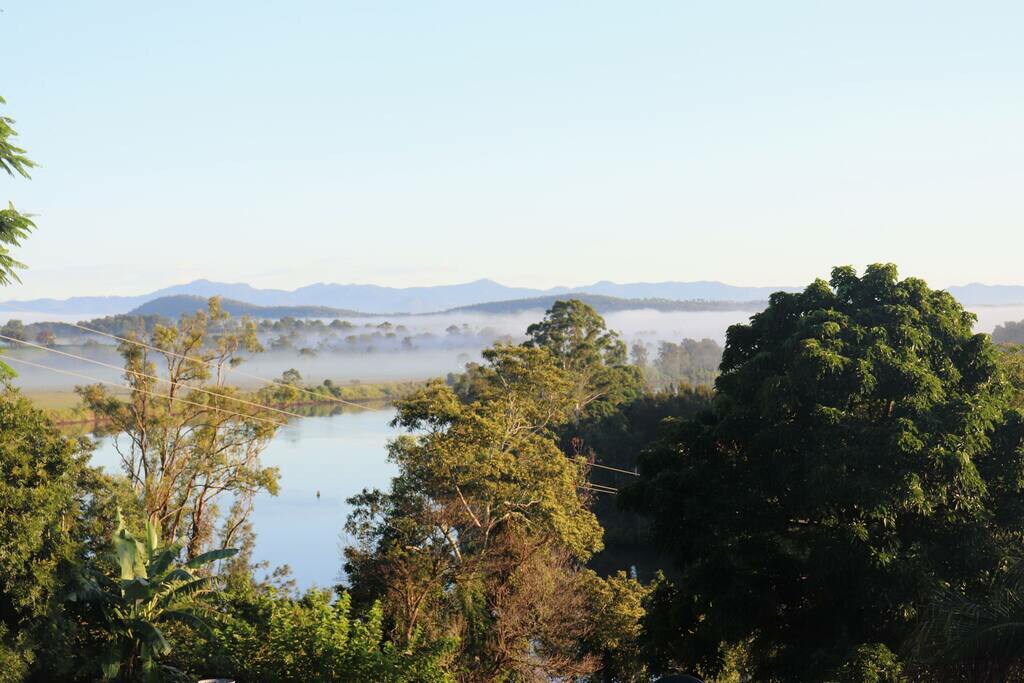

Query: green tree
<box><xmin>345</xmin><ymin>344</ymin><xmax>608</xmax><ymax>680</ymax></box>
<box><xmin>0</xmin><ymin>388</ymin><xmax>87</xmax><ymax>681</ymax></box>
<box><xmin>68</xmin><ymin>514</ymin><xmax>237</xmax><ymax>681</ymax></box>
<box><xmin>525</xmin><ymin>299</ymin><xmax>642</xmax><ymax>420</ymax></box>
<box><xmin>645</xmin><ymin>338</ymin><xmax>722</xmax><ymax>390</ymax></box>
<box><xmin>0</xmin><ymin>319</ymin><xmax>26</xmax><ymax>342</ymax></box>
<box><xmin>172</xmin><ymin>585</ymin><xmax>454</xmax><ymax>683</ymax></box>
<box><xmin>0</xmin><ymin>97</ymin><xmax>37</xmax><ymax>378</ymax></box>
<box><xmin>629</xmin><ymin>341</ymin><xmax>649</xmax><ymax>370</ymax></box>
<box><xmin>996</xmin><ymin>344</ymin><xmax>1024</xmax><ymax>412</ymax></box>
<box><xmin>993</xmin><ymin>319</ymin><xmax>1024</xmax><ymax>345</ymax></box>
<box><xmin>579</xmin><ymin>570</ymin><xmax>653</xmax><ymax>682</ymax></box>
<box><xmin>905</xmin><ymin>560</ymin><xmax>1024</xmax><ymax>682</ymax></box>
<box><xmin>625</xmin><ymin>264</ymin><xmax>1022</xmax><ymax>680</ymax></box>
<box><xmin>78</xmin><ymin>298</ymin><xmax>279</xmax><ymax>559</ymax></box>
<box><xmin>0</xmin><ymin>96</ymin><xmax>36</xmax><ymax>288</ymax></box>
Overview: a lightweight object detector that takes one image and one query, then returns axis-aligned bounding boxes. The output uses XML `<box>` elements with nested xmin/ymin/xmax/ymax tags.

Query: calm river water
<box><xmin>89</xmin><ymin>408</ymin><xmax>398</xmax><ymax>589</ymax></box>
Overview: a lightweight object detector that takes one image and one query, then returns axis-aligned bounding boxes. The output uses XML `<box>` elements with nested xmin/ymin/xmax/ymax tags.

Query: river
<box><xmin>89</xmin><ymin>408</ymin><xmax>398</xmax><ymax>589</ymax></box>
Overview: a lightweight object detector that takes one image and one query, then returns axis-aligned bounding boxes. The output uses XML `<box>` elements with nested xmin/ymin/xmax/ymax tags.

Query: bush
<box><xmin>169</xmin><ymin>585</ymin><xmax>454</xmax><ymax>682</ymax></box>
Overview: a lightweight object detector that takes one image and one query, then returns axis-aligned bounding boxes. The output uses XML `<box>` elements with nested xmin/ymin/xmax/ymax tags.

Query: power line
<box><xmin>583</xmin><ymin>480</ymin><xmax>619</xmax><ymax>492</ymax></box>
<box><xmin>65</xmin><ymin>322</ymin><xmax>375</xmax><ymax>411</ymax></box>
<box><xmin>3</xmin><ymin>355</ymin><xmax>288</xmax><ymax>428</ymax></box>
<box><xmin>587</xmin><ymin>462</ymin><xmax>639</xmax><ymax>477</ymax></box>
<box><xmin>23</xmin><ymin>328</ymin><xmax>637</xmax><ymax>489</ymax></box>
<box><xmin>0</xmin><ymin>334</ymin><xmax>307</xmax><ymax>422</ymax></box>
<box><xmin>11</xmin><ymin>352</ymin><xmax>621</xmax><ymax>496</ymax></box>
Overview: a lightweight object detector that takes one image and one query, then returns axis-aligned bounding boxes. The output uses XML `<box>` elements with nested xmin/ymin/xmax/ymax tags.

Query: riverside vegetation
<box><xmin>9</xmin><ymin>97</ymin><xmax>1024</xmax><ymax>681</ymax></box>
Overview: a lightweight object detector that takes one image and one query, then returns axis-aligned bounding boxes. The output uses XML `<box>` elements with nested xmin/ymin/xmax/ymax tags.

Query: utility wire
<box><xmin>580</xmin><ymin>484</ymin><xmax>618</xmax><ymax>495</ymax></box>
<box><xmin>583</xmin><ymin>480</ymin><xmax>619</xmax><ymax>492</ymax></box>
<box><xmin>587</xmin><ymin>462</ymin><xmax>639</xmax><ymax>476</ymax></box>
<box><xmin>0</xmin><ymin>334</ymin><xmax>307</xmax><ymax>422</ymax></box>
<box><xmin>20</xmin><ymin>329</ymin><xmax>633</xmax><ymax>488</ymax></box>
<box><xmin>65</xmin><ymin>322</ymin><xmax>375</xmax><ymax>411</ymax></box>
<box><xmin>12</xmin><ymin>355</ymin><xmax>615</xmax><ymax>490</ymax></box>
<box><xmin>3</xmin><ymin>355</ymin><xmax>288</xmax><ymax>428</ymax></box>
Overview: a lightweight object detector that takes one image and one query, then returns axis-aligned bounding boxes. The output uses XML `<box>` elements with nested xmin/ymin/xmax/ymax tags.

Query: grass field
<box><xmin>22</xmin><ymin>380</ymin><xmax>422</xmax><ymax>426</ymax></box>
<box><xmin>23</xmin><ymin>390</ymin><xmax>86</xmax><ymax>410</ymax></box>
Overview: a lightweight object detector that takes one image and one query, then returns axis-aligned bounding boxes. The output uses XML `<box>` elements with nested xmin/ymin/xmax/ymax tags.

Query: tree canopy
<box><xmin>0</xmin><ymin>388</ymin><xmax>86</xmax><ymax>679</ymax></box>
<box><xmin>525</xmin><ymin>299</ymin><xmax>642</xmax><ymax>420</ymax></box>
<box><xmin>625</xmin><ymin>264</ymin><xmax>1024</xmax><ymax>680</ymax></box>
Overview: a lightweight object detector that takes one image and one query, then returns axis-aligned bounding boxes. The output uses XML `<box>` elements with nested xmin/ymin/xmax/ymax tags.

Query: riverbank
<box><xmin>25</xmin><ymin>379</ymin><xmax>427</xmax><ymax>430</ymax></box>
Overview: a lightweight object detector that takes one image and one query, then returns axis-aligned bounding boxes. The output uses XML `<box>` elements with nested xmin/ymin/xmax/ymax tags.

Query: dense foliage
<box><xmin>345</xmin><ymin>344</ymin><xmax>608</xmax><ymax>679</ymax></box>
<box><xmin>625</xmin><ymin>264</ymin><xmax>1024</xmax><ymax>680</ymax></box>
<box><xmin>0</xmin><ymin>389</ymin><xmax>86</xmax><ymax>680</ymax></box>
<box><xmin>644</xmin><ymin>338</ymin><xmax>722</xmax><ymax>389</ymax></box>
<box><xmin>9</xmin><ymin>279</ymin><xmax>1024</xmax><ymax>681</ymax></box>
<box><xmin>0</xmin><ymin>96</ymin><xmax>35</xmax><ymax>290</ymax></box>
<box><xmin>67</xmin><ymin>516</ymin><xmax>237</xmax><ymax>681</ymax></box>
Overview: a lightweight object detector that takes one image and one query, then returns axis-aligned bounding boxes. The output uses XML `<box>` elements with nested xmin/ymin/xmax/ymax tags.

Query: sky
<box><xmin>2</xmin><ymin>1</ymin><xmax>1023</xmax><ymax>299</ymax></box>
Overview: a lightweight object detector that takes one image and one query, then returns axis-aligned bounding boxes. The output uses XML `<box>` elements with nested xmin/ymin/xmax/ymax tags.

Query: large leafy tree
<box><xmin>625</xmin><ymin>264</ymin><xmax>1024</xmax><ymax>680</ymax></box>
<box><xmin>345</xmin><ymin>344</ymin><xmax>608</xmax><ymax>680</ymax></box>
<box><xmin>525</xmin><ymin>299</ymin><xmax>642</xmax><ymax>420</ymax></box>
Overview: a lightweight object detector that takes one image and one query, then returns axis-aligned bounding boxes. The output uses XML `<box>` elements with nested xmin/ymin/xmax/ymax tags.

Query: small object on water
<box><xmin>316</xmin><ymin>489</ymin><xmax>321</xmax><ymax>499</ymax></box>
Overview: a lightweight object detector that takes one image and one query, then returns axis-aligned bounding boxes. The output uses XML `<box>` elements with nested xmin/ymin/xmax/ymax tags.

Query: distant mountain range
<box><xmin>129</xmin><ymin>293</ymin><xmax>769</xmax><ymax>319</ymax></box>
<box><xmin>130</xmin><ymin>295</ymin><xmax>371</xmax><ymax>319</ymax></box>
<box><xmin>0</xmin><ymin>278</ymin><xmax>797</xmax><ymax>316</ymax></box>
<box><xmin>447</xmin><ymin>294</ymin><xmax>766</xmax><ymax>315</ymax></box>
<box><xmin>2</xmin><ymin>278</ymin><xmax>1024</xmax><ymax>317</ymax></box>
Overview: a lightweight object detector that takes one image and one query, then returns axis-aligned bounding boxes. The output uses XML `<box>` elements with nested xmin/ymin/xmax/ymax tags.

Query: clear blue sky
<box><xmin>2</xmin><ymin>1</ymin><xmax>1023</xmax><ymax>298</ymax></box>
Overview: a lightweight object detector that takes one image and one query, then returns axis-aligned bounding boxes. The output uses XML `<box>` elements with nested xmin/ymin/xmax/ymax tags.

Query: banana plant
<box><xmin>68</xmin><ymin>511</ymin><xmax>237</xmax><ymax>681</ymax></box>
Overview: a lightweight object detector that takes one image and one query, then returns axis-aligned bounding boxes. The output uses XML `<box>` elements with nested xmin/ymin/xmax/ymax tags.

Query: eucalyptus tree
<box><xmin>79</xmin><ymin>298</ymin><xmax>280</xmax><ymax>559</ymax></box>
<box><xmin>625</xmin><ymin>264</ymin><xmax>1024</xmax><ymax>680</ymax></box>
<box><xmin>345</xmin><ymin>344</ymin><xmax>608</xmax><ymax>680</ymax></box>
<box><xmin>525</xmin><ymin>299</ymin><xmax>642</xmax><ymax>420</ymax></box>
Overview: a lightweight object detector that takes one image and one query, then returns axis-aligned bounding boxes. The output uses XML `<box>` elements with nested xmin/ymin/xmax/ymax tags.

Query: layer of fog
<box><xmin>6</xmin><ymin>305</ymin><xmax>1024</xmax><ymax>394</ymax></box>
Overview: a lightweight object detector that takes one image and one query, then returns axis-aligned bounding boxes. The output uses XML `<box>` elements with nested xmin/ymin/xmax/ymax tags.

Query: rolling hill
<box><xmin>4</xmin><ymin>278</ymin><xmax>1024</xmax><ymax>317</ymax></box>
<box><xmin>129</xmin><ymin>295</ymin><xmax>371</xmax><ymax>319</ymax></box>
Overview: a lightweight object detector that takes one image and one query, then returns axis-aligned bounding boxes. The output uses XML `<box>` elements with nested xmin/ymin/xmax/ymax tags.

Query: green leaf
<box><xmin>185</xmin><ymin>546</ymin><xmax>239</xmax><ymax>568</ymax></box>
<box><xmin>99</xmin><ymin>645</ymin><xmax>121</xmax><ymax>680</ymax></box>
<box><xmin>128</xmin><ymin>619</ymin><xmax>171</xmax><ymax>656</ymax></box>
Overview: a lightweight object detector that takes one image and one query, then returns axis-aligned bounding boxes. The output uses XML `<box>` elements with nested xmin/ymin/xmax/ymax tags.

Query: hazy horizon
<box><xmin>4</xmin><ymin>2</ymin><xmax>1024</xmax><ymax>298</ymax></box>
<box><xmin>5</xmin><ymin>273</ymin><xmax>1024</xmax><ymax>306</ymax></box>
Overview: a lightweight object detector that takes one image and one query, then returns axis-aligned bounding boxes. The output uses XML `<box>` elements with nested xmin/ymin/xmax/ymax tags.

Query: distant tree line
<box><xmin>994</xmin><ymin>318</ymin><xmax>1024</xmax><ymax>345</ymax></box>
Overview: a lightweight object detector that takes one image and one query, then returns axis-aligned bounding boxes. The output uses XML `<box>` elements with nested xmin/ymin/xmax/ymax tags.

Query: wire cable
<box><xmin>69</xmin><ymin>321</ymin><xmax>380</xmax><ymax>411</ymax></box>
<box><xmin>580</xmin><ymin>484</ymin><xmax>618</xmax><ymax>495</ymax></box>
<box><xmin>587</xmin><ymin>462</ymin><xmax>639</xmax><ymax>476</ymax></box>
<box><xmin>1</xmin><ymin>334</ymin><xmax>307</xmax><ymax>422</ymax></box>
<box><xmin>3</xmin><ymin>355</ymin><xmax>288</xmax><ymax>428</ymax></box>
